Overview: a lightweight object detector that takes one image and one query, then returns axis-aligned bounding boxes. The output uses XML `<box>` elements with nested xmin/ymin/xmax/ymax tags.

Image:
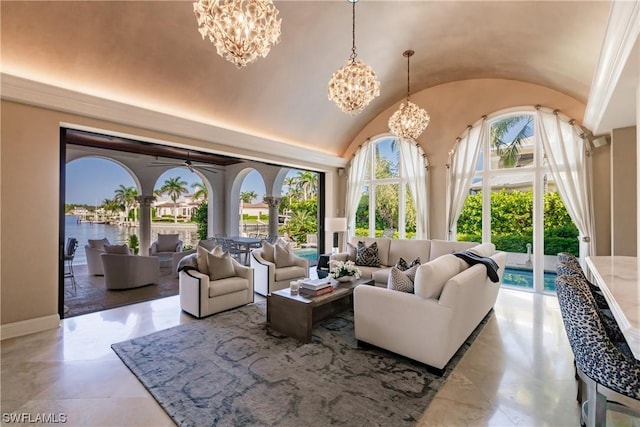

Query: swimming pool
<box><xmin>502</xmin><ymin>266</ymin><xmax>557</xmax><ymax>292</ymax></box>
<box><xmin>293</xmin><ymin>248</ymin><xmax>319</xmax><ymax>264</ymax></box>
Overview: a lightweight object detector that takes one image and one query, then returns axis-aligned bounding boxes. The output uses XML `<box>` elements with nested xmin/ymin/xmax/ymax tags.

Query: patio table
<box><xmin>227</xmin><ymin>236</ymin><xmax>262</xmax><ymax>265</ymax></box>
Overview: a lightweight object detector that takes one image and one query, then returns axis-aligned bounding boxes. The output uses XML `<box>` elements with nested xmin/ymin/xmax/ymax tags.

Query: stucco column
<box><xmin>136</xmin><ymin>195</ymin><xmax>155</xmax><ymax>256</ymax></box>
<box><xmin>264</xmin><ymin>196</ymin><xmax>281</xmax><ymax>238</ymax></box>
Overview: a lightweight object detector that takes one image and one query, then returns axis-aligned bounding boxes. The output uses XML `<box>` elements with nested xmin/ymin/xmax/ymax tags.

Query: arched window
<box><xmin>447</xmin><ymin>107</ymin><xmax>595</xmax><ymax>293</ymax></box>
<box><xmin>348</xmin><ymin>136</ymin><xmax>429</xmax><ymax>240</ymax></box>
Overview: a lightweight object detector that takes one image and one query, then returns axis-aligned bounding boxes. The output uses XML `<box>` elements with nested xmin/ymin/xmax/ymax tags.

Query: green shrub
<box><xmin>128</xmin><ymin>234</ymin><xmax>139</xmax><ymax>255</ymax></box>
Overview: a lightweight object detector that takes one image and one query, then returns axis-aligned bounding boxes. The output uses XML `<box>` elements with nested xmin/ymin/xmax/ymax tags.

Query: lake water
<box><xmin>65</xmin><ymin>215</ymin><xmax>200</xmax><ymax>265</ymax></box>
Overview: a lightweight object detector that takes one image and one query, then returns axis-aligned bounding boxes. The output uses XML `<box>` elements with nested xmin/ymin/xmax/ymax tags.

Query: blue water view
<box><xmin>503</xmin><ymin>266</ymin><xmax>557</xmax><ymax>292</ymax></box>
<box><xmin>65</xmin><ymin>215</ymin><xmax>201</xmax><ymax>265</ymax></box>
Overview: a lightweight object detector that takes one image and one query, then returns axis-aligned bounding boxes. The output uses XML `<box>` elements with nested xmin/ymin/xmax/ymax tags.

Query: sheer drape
<box><xmin>536</xmin><ymin>109</ymin><xmax>596</xmax><ymax>260</ymax></box>
<box><xmin>445</xmin><ymin>119</ymin><xmax>487</xmax><ymax>240</ymax></box>
<box><xmin>398</xmin><ymin>140</ymin><xmax>430</xmax><ymax>239</ymax></box>
<box><xmin>345</xmin><ymin>142</ymin><xmax>372</xmax><ymax>241</ymax></box>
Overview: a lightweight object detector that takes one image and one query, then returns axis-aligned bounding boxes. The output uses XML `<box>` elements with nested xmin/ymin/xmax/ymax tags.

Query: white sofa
<box><xmin>354</xmin><ymin>243</ymin><xmax>507</xmax><ymax>371</ymax></box>
<box><xmin>331</xmin><ymin>237</ymin><xmax>480</xmax><ymax>286</ymax></box>
<box><xmin>179</xmin><ymin>257</ymin><xmax>254</xmax><ymax>318</ymax></box>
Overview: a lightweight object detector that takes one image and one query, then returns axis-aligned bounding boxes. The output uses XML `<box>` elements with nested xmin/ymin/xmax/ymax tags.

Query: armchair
<box><xmin>101</xmin><ymin>251</ymin><xmax>160</xmax><ymax>290</ymax></box>
<box><xmin>250</xmin><ymin>243</ymin><xmax>309</xmax><ymax>296</ymax></box>
<box><xmin>84</xmin><ymin>238</ymin><xmax>111</xmax><ymax>276</ymax></box>
<box><xmin>150</xmin><ymin>233</ymin><xmax>183</xmax><ymax>257</ymax></box>
<box><xmin>179</xmin><ymin>257</ymin><xmax>254</xmax><ymax>318</ymax></box>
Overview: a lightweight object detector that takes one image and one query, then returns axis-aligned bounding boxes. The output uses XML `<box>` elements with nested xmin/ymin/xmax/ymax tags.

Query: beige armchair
<box><xmin>101</xmin><ymin>252</ymin><xmax>160</xmax><ymax>290</ymax></box>
<box><xmin>84</xmin><ymin>238</ymin><xmax>111</xmax><ymax>276</ymax></box>
<box><xmin>250</xmin><ymin>243</ymin><xmax>309</xmax><ymax>296</ymax></box>
<box><xmin>179</xmin><ymin>257</ymin><xmax>254</xmax><ymax>318</ymax></box>
<box><xmin>149</xmin><ymin>233</ymin><xmax>183</xmax><ymax>258</ymax></box>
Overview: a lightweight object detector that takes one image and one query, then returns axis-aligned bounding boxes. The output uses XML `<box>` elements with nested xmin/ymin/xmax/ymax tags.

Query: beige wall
<box><xmin>347</xmin><ymin>78</ymin><xmax>595</xmax><ymax>240</ymax></box>
<box><xmin>0</xmin><ymin>100</ymin><xmax>339</xmax><ymax>328</ymax></box>
<box><xmin>611</xmin><ymin>127</ymin><xmax>637</xmax><ymax>256</ymax></box>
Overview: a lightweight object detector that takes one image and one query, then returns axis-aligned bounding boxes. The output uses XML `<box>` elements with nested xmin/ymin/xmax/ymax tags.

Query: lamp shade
<box><xmin>325</xmin><ymin>217</ymin><xmax>347</xmax><ymax>232</ymax></box>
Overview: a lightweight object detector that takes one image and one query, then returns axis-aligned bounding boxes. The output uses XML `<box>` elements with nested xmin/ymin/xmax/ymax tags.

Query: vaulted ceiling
<box><xmin>2</xmin><ymin>1</ymin><xmax>612</xmax><ymax>157</ymax></box>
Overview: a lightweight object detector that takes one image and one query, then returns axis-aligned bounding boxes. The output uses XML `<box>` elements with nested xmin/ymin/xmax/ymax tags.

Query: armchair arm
<box><xmin>292</xmin><ymin>254</ymin><xmax>310</xmax><ymax>272</ymax></box>
<box><xmin>249</xmin><ymin>249</ymin><xmax>275</xmax><ymax>296</ymax></box>
<box><xmin>175</xmin><ymin>240</ymin><xmax>184</xmax><ymax>252</ymax></box>
<box><xmin>179</xmin><ymin>269</ymin><xmax>209</xmax><ymax>318</ymax></box>
<box><xmin>149</xmin><ymin>242</ymin><xmax>159</xmax><ymax>256</ymax></box>
<box><xmin>232</xmin><ymin>259</ymin><xmax>254</xmax><ymax>294</ymax></box>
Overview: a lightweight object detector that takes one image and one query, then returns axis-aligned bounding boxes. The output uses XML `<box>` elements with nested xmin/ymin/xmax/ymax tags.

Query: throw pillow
<box><xmin>387</xmin><ymin>265</ymin><xmax>418</xmax><ymax>293</ymax></box>
<box><xmin>274</xmin><ymin>243</ymin><xmax>296</xmax><ymax>268</ymax></box>
<box><xmin>157</xmin><ymin>234</ymin><xmax>180</xmax><ymax>252</ymax></box>
<box><xmin>196</xmin><ymin>245</ymin><xmax>223</xmax><ymax>275</ymax></box>
<box><xmin>103</xmin><ymin>244</ymin><xmax>130</xmax><ymax>255</ymax></box>
<box><xmin>206</xmin><ymin>250</ymin><xmax>236</xmax><ymax>281</ymax></box>
<box><xmin>261</xmin><ymin>241</ymin><xmax>276</xmax><ymax>263</ymax></box>
<box><xmin>414</xmin><ymin>254</ymin><xmax>465</xmax><ymax>299</ymax></box>
<box><xmin>346</xmin><ymin>242</ymin><xmax>357</xmax><ymax>262</ymax></box>
<box><xmin>468</xmin><ymin>243</ymin><xmax>495</xmax><ymax>258</ymax></box>
<box><xmin>88</xmin><ymin>238</ymin><xmax>110</xmax><ymax>250</ymax></box>
<box><xmin>395</xmin><ymin>257</ymin><xmax>421</xmax><ymax>271</ymax></box>
<box><xmin>355</xmin><ymin>241</ymin><xmax>380</xmax><ymax>267</ymax></box>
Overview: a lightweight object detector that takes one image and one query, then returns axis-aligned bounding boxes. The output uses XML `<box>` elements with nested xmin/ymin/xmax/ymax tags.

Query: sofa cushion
<box><xmin>208</xmin><ymin>276</ymin><xmax>248</xmax><ymax>297</ymax></box>
<box><xmin>103</xmin><ymin>244</ymin><xmax>130</xmax><ymax>254</ymax></box>
<box><xmin>414</xmin><ymin>254</ymin><xmax>467</xmax><ymax>299</ymax></box>
<box><xmin>371</xmin><ymin>267</ymin><xmax>392</xmax><ymax>285</ymax></box>
<box><xmin>387</xmin><ymin>265</ymin><xmax>419</xmax><ymax>293</ymax></box>
<box><xmin>88</xmin><ymin>238</ymin><xmax>110</xmax><ymax>250</ymax></box>
<box><xmin>274</xmin><ymin>265</ymin><xmax>307</xmax><ymax>282</ymax></box>
<box><xmin>346</xmin><ymin>242</ymin><xmax>357</xmax><ymax>262</ymax></box>
<box><xmin>206</xmin><ymin>250</ymin><xmax>235</xmax><ymax>281</ymax></box>
<box><xmin>388</xmin><ymin>239</ymin><xmax>430</xmax><ymax>267</ymax></box>
<box><xmin>157</xmin><ymin>234</ymin><xmax>180</xmax><ymax>252</ymax></box>
<box><xmin>429</xmin><ymin>239</ymin><xmax>479</xmax><ymax>261</ymax></box>
<box><xmin>468</xmin><ymin>243</ymin><xmax>495</xmax><ymax>258</ymax></box>
<box><xmin>395</xmin><ymin>257</ymin><xmax>421</xmax><ymax>271</ymax></box>
<box><xmin>356</xmin><ymin>241</ymin><xmax>381</xmax><ymax>267</ymax></box>
<box><xmin>274</xmin><ymin>243</ymin><xmax>296</xmax><ymax>268</ymax></box>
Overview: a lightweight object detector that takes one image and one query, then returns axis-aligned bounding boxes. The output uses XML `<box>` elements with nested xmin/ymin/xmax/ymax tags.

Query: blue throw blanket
<box><xmin>453</xmin><ymin>251</ymin><xmax>500</xmax><ymax>283</ymax></box>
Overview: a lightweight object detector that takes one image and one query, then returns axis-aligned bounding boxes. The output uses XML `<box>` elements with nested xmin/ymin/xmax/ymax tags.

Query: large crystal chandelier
<box><xmin>328</xmin><ymin>0</ymin><xmax>380</xmax><ymax>115</ymax></box>
<box><xmin>388</xmin><ymin>50</ymin><xmax>430</xmax><ymax>140</ymax></box>
<box><xmin>193</xmin><ymin>0</ymin><xmax>282</xmax><ymax>68</ymax></box>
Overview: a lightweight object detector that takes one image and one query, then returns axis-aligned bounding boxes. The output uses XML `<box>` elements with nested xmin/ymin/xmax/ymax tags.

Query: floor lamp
<box><xmin>325</xmin><ymin>217</ymin><xmax>347</xmax><ymax>253</ymax></box>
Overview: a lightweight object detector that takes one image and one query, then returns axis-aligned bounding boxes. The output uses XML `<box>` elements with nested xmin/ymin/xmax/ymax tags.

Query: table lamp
<box><xmin>325</xmin><ymin>217</ymin><xmax>347</xmax><ymax>253</ymax></box>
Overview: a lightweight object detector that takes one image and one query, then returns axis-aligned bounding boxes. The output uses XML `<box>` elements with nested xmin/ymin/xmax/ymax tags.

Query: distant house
<box><xmin>241</xmin><ymin>202</ymin><xmax>268</xmax><ymax>219</ymax></box>
<box><xmin>154</xmin><ymin>194</ymin><xmax>202</xmax><ymax>220</ymax></box>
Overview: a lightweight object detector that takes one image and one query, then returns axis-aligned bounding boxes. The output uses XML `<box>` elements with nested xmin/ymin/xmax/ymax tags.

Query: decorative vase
<box><xmin>337</xmin><ymin>275</ymin><xmax>354</xmax><ymax>283</ymax></box>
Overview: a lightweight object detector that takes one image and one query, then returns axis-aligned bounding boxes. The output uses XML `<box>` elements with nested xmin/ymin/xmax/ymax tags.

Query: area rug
<box><xmin>112</xmin><ymin>302</ymin><xmax>490</xmax><ymax>427</ymax></box>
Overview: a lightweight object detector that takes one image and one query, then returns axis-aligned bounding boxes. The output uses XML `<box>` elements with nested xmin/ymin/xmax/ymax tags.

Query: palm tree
<box><xmin>240</xmin><ymin>190</ymin><xmax>258</xmax><ymax>204</ymax></box>
<box><xmin>491</xmin><ymin>115</ymin><xmax>534</xmax><ymax>168</ymax></box>
<box><xmin>114</xmin><ymin>185</ymin><xmax>138</xmax><ymax>223</ymax></box>
<box><xmin>101</xmin><ymin>198</ymin><xmax>121</xmax><ymax>221</ymax></box>
<box><xmin>191</xmin><ymin>182</ymin><xmax>208</xmax><ymax>203</ymax></box>
<box><xmin>296</xmin><ymin>171</ymin><xmax>318</xmax><ymax>200</ymax></box>
<box><xmin>159</xmin><ymin>177</ymin><xmax>189</xmax><ymax>223</ymax></box>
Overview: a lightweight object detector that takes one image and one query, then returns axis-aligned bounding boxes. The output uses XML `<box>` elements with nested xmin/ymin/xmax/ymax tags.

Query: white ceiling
<box><xmin>1</xmin><ymin>1</ymin><xmax>615</xmax><ymax>156</ymax></box>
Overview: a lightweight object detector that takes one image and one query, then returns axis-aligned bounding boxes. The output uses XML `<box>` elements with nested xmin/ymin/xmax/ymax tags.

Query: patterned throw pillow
<box><xmin>395</xmin><ymin>257</ymin><xmax>421</xmax><ymax>271</ymax></box>
<box><xmin>387</xmin><ymin>264</ymin><xmax>419</xmax><ymax>293</ymax></box>
<box><xmin>355</xmin><ymin>241</ymin><xmax>380</xmax><ymax>267</ymax></box>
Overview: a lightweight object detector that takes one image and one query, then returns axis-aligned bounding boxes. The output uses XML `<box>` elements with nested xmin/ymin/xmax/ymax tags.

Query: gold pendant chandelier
<box><xmin>328</xmin><ymin>0</ymin><xmax>380</xmax><ymax>115</ymax></box>
<box><xmin>193</xmin><ymin>0</ymin><xmax>282</xmax><ymax>68</ymax></box>
<box><xmin>388</xmin><ymin>50</ymin><xmax>430</xmax><ymax>141</ymax></box>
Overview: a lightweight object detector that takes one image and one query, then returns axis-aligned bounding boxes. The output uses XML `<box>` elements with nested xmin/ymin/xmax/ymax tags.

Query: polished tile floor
<box><xmin>2</xmin><ymin>289</ymin><xmax>638</xmax><ymax>426</ymax></box>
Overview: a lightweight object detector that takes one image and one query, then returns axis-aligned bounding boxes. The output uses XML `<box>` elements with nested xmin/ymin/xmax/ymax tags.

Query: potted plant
<box><xmin>329</xmin><ymin>259</ymin><xmax>361</xmax><ymax>282</ymax></box>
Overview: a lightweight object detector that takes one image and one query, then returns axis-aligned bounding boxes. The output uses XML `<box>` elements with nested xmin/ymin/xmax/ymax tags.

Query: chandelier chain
<box><xmin>350</xmin><ymin>0</ymin><xmax>357</xmax><ymax>63</ymax></box>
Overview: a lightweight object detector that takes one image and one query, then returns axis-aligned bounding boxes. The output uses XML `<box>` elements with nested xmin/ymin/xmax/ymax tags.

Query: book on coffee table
<box><xmin>299</xmin><ymin>277</ymin><xmax>334</xmax><ymax>290</ymax></box>
<box><xmin>299</xmin><ymin>286</ymin><xmax>334</xmax><ymax>297</ymax></box>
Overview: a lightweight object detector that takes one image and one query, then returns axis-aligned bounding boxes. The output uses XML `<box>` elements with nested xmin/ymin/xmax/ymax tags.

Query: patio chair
<box><xmin>64</xmin><ymin>237</ymin><xmax>79</xmax><ymax>292</ymax></box>
<box><xmin>85</xmin><ymin>238</ymin><xmax>111</xmax><ymax>276</ymax></box>
<box><xmin>149</xmin><ymin>234</ymin><xmax>183</xmax><ymax>258</ymax></box>
<box><xmin>101</xmin><ymin>246</ymin><xmax>160</xmax><ymax>290</ymax></box>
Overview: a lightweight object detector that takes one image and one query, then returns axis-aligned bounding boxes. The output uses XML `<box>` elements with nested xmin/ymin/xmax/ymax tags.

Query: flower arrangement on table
<box><xmin>329</xmin><ymin>259</ymin><xmax>362</xmax><ymax>281</ymax></box>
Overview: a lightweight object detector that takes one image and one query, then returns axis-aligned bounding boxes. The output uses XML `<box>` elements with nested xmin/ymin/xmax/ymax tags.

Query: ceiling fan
<box><xmin>147</xmin><ymin>153</ymin><xmax>222</xmax><ymax>174</ymax></box>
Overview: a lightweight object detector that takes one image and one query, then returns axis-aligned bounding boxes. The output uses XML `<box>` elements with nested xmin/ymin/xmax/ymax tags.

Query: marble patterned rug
<box><xmin>112</xmin><ymin>302</ymin><xmax>489</xmax><ymax>427</ymax></box>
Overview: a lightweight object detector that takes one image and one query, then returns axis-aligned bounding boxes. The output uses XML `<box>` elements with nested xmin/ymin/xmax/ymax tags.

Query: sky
<box><xmin>66</xmin><ymin>158</ymin><xmax>267</xmax><ymax>205</ymax></box>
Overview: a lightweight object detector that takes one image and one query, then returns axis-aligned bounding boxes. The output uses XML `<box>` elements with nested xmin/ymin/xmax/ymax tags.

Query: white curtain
<box><xmin>536</xmin><ymin>109</ymin><xmax>596</xmax><ymax>260</ymax></box>
<box><xmin>345</xmin><ymin>142</ymin><xmax>372</xmax><ymax>241</ymax></box>
<box><xmin>398</xmin><ymin>140</ymin><xmax>430</xmax><ymax>239</ymax></box>
<box><xmin>446</xmin><ymin>118</ymin><xmax>487</xmax><ymax>240</ymax></box>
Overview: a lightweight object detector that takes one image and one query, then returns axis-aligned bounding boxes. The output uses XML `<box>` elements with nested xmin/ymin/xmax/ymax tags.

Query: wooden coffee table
<box><xmin>267</xmin><ymin>278</ymin><xmax>375</xmax><ymax>343</ymax></box>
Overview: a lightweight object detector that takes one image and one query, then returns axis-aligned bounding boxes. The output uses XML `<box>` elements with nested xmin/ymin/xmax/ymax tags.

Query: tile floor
<box><xmin>1</xmin><ymin>289</ymin><xmax>638</xmax><ymax>426</ymax></box>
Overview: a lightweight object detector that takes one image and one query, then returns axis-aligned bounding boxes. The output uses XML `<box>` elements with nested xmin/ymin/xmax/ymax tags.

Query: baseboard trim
<box><xmin>1</xmin><ymin>314</ymin><xmax>60</xmax><ymax>340</ymax></box>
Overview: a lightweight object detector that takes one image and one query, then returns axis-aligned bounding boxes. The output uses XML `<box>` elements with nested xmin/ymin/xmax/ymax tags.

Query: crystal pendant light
<box><xmin>388</xmin><ymin>50</ymin><xmax>430</xmax><ymax>140</ymax></box>
<box><xmin>328</xmin><ymin>0</ymin><xmax>380</xmax><ymax>115</ymax></box>
<box><xmin>193</xmin><ymin>0</ymin><xmax>282</xmax><ymax>68</ymax></box>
